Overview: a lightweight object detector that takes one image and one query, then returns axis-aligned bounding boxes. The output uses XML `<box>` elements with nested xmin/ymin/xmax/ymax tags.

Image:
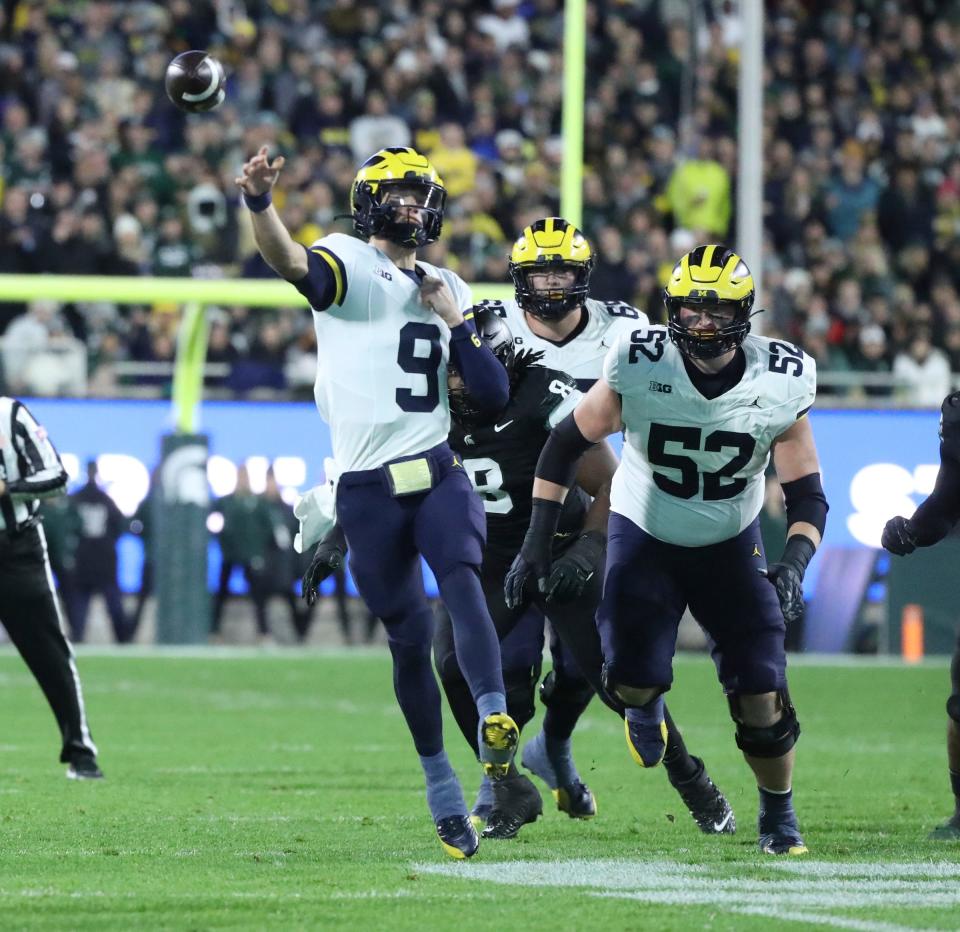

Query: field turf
<box><xmin>0</xmin><ymin>648</ymin><xmax>957</xmax><ymax>930</ymax></box>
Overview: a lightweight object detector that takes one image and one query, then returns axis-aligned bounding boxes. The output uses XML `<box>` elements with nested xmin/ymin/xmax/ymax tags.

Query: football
<box><xmin>164</xmin><ymin>50</ymin><xmax>226</xmax><ymax>113</ymax></box>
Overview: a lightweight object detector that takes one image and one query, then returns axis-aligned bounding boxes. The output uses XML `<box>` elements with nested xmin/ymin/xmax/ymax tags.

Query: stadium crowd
<box><xmin>0</xmin><ymin>0</ymin><xmax>957</xmax><ymax>402</ymax></box>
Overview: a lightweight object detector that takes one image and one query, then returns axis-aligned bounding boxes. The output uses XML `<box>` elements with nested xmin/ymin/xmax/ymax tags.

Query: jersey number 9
<box><xmin>396</xmin><ymin>322</ymin><xmax>442</xmax><ymax>412</ymax></box>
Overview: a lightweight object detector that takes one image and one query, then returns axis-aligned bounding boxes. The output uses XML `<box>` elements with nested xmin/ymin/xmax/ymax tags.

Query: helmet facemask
<box><xmin>353</xmin><ymin>179</ymin><xmax>446</xmax><ymax>247</ymax></box>
<box><xmin>665</xmin><ymin>294</ymin><xmax>753</xmax><ymax>359</ymax></box>
<box><xmin>510</xmin><ymin>258</ymin><xmax>593</xmax><ymax>321</ymax></box>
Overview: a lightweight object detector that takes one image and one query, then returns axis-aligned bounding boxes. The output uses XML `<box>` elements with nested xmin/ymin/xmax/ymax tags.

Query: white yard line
<box><xmin>414</xmin><ymin>858</ymin><xmax>960</xmax><ymax>929</ymax></box>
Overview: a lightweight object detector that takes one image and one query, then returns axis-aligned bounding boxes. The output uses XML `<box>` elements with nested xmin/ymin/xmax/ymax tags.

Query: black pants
<box><xmin>434</xmin><ymin>550</ymin><xmax>620</xmax><ymax>751</ymax></box>
<box><xmin>65</xmin><ymin>580</ymin><xmax>129</xmax><ymax>644</ymax></box>
<box><xmin>0</xmin><ymin>524</ymin><xmax>98</xmax><ymax>763</ymax></box>
<box><xmin>212</xmin><ymin>561</ymin><xmax>270</xmax><ymax>635</ymax></box>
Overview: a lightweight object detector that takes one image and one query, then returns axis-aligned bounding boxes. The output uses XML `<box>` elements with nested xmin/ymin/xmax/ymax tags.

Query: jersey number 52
<box><xmin>648</xmin><ymin>423</ymin><xmax>756</xmax><ymax>500</ymax></box>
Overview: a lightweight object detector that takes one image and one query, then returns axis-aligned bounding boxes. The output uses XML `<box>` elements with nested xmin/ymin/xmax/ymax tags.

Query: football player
<box><xmin>508</xmin><ymin>245</ymin><xmax>828</xmax><ymax>856</ymax></box>
<box><xmin>236</xmin><ymin>144</ymin><xmax>519</xmax><ymax>859</ymax></box>
<box><xmin>882</xmin><ymin>391</ymin><xmax>960</xmax><ymax>840</ymax></box>
<box><xmin>437</xmin><ymin>303</ymin><xmax>735</xmax><ymax>840</ymax></box>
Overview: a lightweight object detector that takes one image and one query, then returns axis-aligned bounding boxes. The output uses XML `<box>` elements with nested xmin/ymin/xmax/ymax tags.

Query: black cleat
<box><xmin>436</xmin><ymin>815</ymin><xmax>480</xmax><ymax>859</ymax></box>
<box><xmin>66</xmin><ymin>755</ymin><xmax>104</xmax><ymax>781</ymax></box>
<box><xmin>555</xmin><ymin>781</ymin><xmax>597</xmax><ymax>819</ymax></box>
<box><xmin>929</xmin><ymin>813</ymin><xmax>960</xmax><ymax>840</ymax></box>
<box><xmin>481</xmin><ymin>772</ymin><xmax>543</xmax><ymax>839</ymax></box>
<box><xmin>669</xmin><ymin>757</ymin><xmax>735</xmax><ymax>834</ymax></box>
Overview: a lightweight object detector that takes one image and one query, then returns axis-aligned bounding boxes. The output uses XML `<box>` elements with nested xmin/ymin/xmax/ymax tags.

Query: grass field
<box><xmin>0</xmin><ymin>648</ymin><xmax>957</xmax><ymax>931</ymax></box>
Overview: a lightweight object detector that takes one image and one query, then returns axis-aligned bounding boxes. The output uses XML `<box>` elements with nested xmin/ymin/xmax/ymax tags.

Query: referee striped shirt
<box><xmin>0</xmin><ymin>397</ymin><xmax>68</xmax><ymax>533</ymax></box>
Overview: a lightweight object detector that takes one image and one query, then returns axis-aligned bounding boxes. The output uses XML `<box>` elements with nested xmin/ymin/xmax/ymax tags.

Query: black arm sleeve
<box><xmin>534</xmin><ymin>411</ymin><xmax>596</xmax><ymax>489</ymax></box>
<box><xmin>781</xmin><ymin>472</ymin><xmax>828</xmax><ymax>536</ymax></box>
<box><xmin>909</xmin><ymin>444</ymin><xmax>960</xmax><ymax>546</ymax></box>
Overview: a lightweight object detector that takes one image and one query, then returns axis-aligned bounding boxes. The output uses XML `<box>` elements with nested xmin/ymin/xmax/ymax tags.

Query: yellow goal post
<box><xmin>0</xmin><ymin>273</ymin><xmax>515</xmax><ymax>430</ymax></box>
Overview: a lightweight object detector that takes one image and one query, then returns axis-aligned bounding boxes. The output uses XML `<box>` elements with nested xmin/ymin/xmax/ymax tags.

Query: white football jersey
<box><xmin>479</xmin><ymin>297</ymin><xmax>649</xmax><ymax>388</ymax></box>
<box><xmin>307</xmin><ymin>232</ymin><xmax>472</xmax><ymax>472</ymax></box>
<box><xmin>603</xmin><ymin>328</ymin><xmax>816</xmax><ymax>546</ymax></box>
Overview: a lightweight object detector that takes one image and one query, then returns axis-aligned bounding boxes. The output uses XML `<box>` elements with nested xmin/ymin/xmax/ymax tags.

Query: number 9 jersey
<box><xmin>603</xmin><ymin>326</ymin><xmax>817</xmax><ymax>546</ymax></box>
<box><xmin>305</xmin><ymin>232</ymin><xmax>472</xmax><ymax>472</ymax></box>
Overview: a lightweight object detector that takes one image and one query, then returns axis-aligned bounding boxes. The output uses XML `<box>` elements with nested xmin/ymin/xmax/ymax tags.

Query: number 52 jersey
<box><xmin>603</xmin><ymin>327</ymin><xmax>816</xmax><ymax>546</ymax></box>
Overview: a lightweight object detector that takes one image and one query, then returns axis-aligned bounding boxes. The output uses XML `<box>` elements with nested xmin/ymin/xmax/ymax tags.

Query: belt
<box><xmin>338</xmin><ymin>442</ymin><xmax>463</xmax><ymax>495</ymax></box>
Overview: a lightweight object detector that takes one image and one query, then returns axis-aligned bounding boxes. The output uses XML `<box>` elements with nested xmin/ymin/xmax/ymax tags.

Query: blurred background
<box><xmin>0</xmin><ymin>0</ymin><xmax>956</xmax><ymax>655</ymax></box>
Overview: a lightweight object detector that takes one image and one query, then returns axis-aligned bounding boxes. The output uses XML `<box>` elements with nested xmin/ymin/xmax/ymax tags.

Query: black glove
<box><xmin>302</xmin><ymin>523</ymin><xmax>347</xmax><ymax>606</ymax></box>
<box><xmin>504</xmin><ymin>499</ymin><xmax>563</xmax><ymax>609</ymax></box>
<box><xmin>881</xmin><ymin>515</ymin><xmax>917</xmax><ymax>556</ymax></box>
<box><xmin>545</xmin><ymin>530</ymin><xmax>606</xmax><ymax>603</ymax></box>
<box><xmin>758</xmin><ymin>534</ymin><xmax>815</xmax><ymax>624</ymax></box>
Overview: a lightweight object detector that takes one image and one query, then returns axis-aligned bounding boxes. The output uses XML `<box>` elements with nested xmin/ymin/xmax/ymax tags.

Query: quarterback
<box><xmin>236</xmin><ymin>144</ymin><xmax>517</xmax><ymax>859</ymax></box>
<box><xmin>507</xmin><ymin>245</ymin><xmax>828</xmax><ymax>855</ymax></box>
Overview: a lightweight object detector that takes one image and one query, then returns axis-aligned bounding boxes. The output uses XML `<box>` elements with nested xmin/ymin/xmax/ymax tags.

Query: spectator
<box><xmin>261</xmin><ymin>467</ymin><xmax>304</xmax><ymax>641</ymax></box>
<box><xmin>664</xmin><ymin>137</ymin><xmax>732</xmax><ymax>239</ymax></box>
<box><xmin>893</xmin><ymin>329</ymin><xmax>953</xmax><ymax>406</ymax></box>
<box><xmin>66</xmin><ymin>460</ymin><xmax>131</xmax><ymax>643</ymax></box>
<box><xmin>211</xmin><ymin>464</ymin><xmax>277</xmax><ymax>645</ymax></box>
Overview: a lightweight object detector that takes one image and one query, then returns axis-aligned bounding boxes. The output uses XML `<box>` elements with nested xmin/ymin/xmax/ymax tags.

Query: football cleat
<box><xmin>759</xmin><ymin>825</ymin><xmax>808</xmax><ymax>856</ymax></box>
<box><xmin>479</xmin><ymin>713</ymin><xmax>519</xmax><ymax>779</ymax></box>
<box><xmin>624</xmin><ymin>716</ymin><xmax>668</xmax><ymax>768</ymax></box>
<box><xmin>670</xmin><ymin>757</ymin><xmax>735</xmax><ymax>834</ymax></box>
<box><xmin>436</xmin><ymin>815</ymin><xmax>480</xmax><ymax>859</ymax></box>
<box><xmin>469</xmin><ymin>776</ymin><xmax>494</xmax><ymax>829</ymax></box>
<box><xmin>555</xmin><ymin>781</ymin><xmax>597</xmax><ymax>819</ymax></box>
<box><xmin>929</xmin><ymin>813</ymin><xmax>960</xmax><ymax>840</ymax></box>
<box><xmin>481</xmin><ymin>772</ymin><xmax>543</xmax><ymax>839</ymax></box>
<box><xmin>66</xmin><ymin>755</ymin><xmax>104</xmax><ymax>781</ymax></box>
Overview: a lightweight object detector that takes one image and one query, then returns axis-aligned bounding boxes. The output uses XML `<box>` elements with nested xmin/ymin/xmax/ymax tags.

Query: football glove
<box><xmin>504</xmin><ymin>499</ymin><xmax>563</xmax><ymax>609</ymax></box>
<box><xmin>544</xmin><ymin>530</ymin><xmax>606</xmax><ymax>603</ymax></box>
<box><xmin>758</xmin><ymin>535</ymin><xmax>815</xmax><ymax>625</ymax></box>
<box><xmin>302</xmin><ymin>523</ymin><xmax>347</xmax><ymax>606</ymax></box>
<box><xmin>881</xmin><ymin>515</ymin><xmax>917</xmax><ymax>556</ymax></box>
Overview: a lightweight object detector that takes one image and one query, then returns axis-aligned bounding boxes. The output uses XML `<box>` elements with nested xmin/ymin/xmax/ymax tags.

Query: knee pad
<box><xmin>947</xmin><ymin>693</ymin><xmax>960</xmax><ymax>725</ymax></box>
<box><xmin>540</xmin><ymin>668</ymin><xmax>595</xmax><ymax>711</ymax></box>
<box><xmin>729</xmin><ymin>689</ymin><xmax>801</xmax><ymax>759</ymax></box>
<box><xmin>504</xmin><ymin>662</ymin><xmax>542</xmax><ymax>732</ymax></box>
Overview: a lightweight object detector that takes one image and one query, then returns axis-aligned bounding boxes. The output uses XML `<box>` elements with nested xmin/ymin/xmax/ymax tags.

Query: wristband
<box><xmin>242</xmin><ymin>190</ymin><xmax>272</xmax><ymax>213</ymax></box>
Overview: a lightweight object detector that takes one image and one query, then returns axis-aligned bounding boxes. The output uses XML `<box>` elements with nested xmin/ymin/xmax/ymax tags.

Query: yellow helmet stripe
<box><xmin>312</xmin><ymin>246</ymin><xmax>347</xmax><ymax>306</ymax></box>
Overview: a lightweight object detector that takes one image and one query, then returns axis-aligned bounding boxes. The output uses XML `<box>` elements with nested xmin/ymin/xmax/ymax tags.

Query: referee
<box><xmin>0</xmin><ymin>396</ymin><xmax>103</xmax><ymax>779</ymax></box>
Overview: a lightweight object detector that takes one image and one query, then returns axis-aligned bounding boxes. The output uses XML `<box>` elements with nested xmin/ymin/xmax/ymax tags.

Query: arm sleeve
<box><xmin>6</xmin><ymin>402</ymin><xmax>67</xmax><ymax>500</ymax></box>
<box><xmin>290</xmin><ymin>244</ymin><xmax>348</xmax><ymax>311</ymax></box>
<box><xmin>449</xmin><ymin>321</ymin><xmax>510</xmax><ymax>416</ymax></box>
<box><xmin>909</xmin><ymin>443</ymin><xmax>960</xmax><ymax>546</ymax></box>
<box><xmin>541</xmin><ymin>370</ymin><xmax>583</xmax><ymax>429</ymax></box>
